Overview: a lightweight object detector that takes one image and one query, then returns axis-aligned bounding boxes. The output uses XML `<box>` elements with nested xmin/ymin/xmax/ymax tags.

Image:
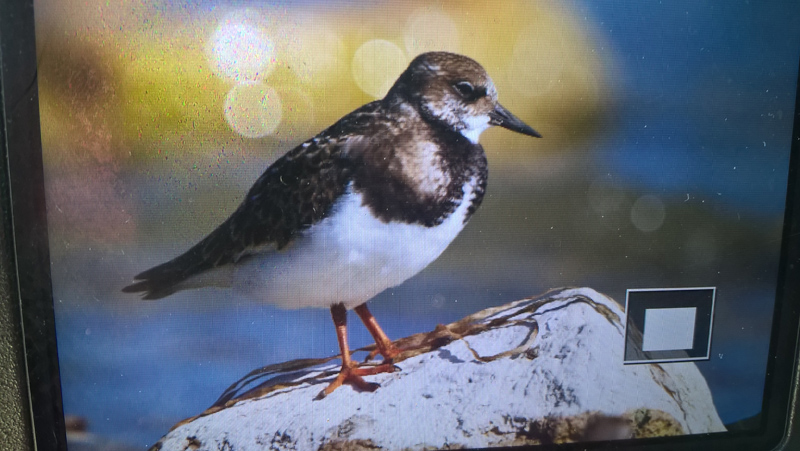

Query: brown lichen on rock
<box><xmin>630</xmin><ymin>408</ymin><xmax>684</xmax><ymax>438</ymax></box>
<box><xmin>319</xmin><ymin>439</ymin><xmax>382</xmax><ymax>451</ymax></box>
<box><xmin>492</xmin><ymin>409</ymin><xmax>683</xmax><ymax>446</ymax></box>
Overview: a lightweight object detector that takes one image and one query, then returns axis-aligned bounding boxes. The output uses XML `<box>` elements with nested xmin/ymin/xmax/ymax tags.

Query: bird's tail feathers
<box><xmin>122</xmin><ymin>227</ymin><xmax>240</xmax><ymax>300</ymax></box>
<box><xmin>121</xmin><ymin>259</ymin><xmax>188</xmax><ymax>300</ymax></box>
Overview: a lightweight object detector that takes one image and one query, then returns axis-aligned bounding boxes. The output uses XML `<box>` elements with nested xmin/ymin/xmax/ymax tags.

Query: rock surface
<box><xmin>152</xmin><ymin>288</ymin><xmax>725</xmax><ymax>450</ymax></box>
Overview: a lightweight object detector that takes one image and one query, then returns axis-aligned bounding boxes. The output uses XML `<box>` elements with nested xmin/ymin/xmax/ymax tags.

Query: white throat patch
<box><xmin>460</xmin><ymin>114</ymin><xmax>491</xmax><ymax>144</ymax></box>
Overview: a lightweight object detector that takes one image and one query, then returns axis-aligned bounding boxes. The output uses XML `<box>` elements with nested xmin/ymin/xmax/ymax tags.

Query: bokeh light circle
<box><xmin>404</xmin><ymin>10</ymin><xmax>460</xmax><ymax>56</ymax></box>
<box><xmin>351</xmin><ymin>40</ymin><xmax>408</xmax><ymax>99</ymax></box>
<box><xmin>630</xmin><ymin>195</ymin><xmax>666</xmax><ymax>232</ymax></box>
<box><xmin>224</xmin><ymin>84</ymin><xmax>282</xmax><ymax>138</ymax></box>
<box><xmin>208</xmin><ymin>19</ymin><xmax>275</xmax><ymax>84</ymax></box>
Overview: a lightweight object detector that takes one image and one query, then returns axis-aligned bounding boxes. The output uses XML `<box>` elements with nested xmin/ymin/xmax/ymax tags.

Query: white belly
<box><xmin>232</xmin><ymin>179</ymin><xmax>477</xmax><ymax>309</ymax></box>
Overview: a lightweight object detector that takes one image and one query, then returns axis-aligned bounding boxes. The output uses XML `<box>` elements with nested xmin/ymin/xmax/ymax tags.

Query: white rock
<box><xmin>153</xmin><ymin>287</ymin><xmax>725</xmax><ymax>450</ymax></box>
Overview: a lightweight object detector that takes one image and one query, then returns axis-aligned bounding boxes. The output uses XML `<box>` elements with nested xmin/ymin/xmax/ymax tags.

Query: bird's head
<box><xmin>385</xmin><ymin>52</ymin><xmax>541</xmax><ymax>144</ymax></box>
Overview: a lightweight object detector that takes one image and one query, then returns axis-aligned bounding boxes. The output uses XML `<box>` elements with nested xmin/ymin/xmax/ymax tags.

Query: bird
<box><xmin>123</xmin><ymin>51</ymin><xmax>541</xmax><ymax>398</ymax></box>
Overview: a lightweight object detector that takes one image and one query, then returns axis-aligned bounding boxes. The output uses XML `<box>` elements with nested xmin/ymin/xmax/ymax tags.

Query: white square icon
<box><xmin>642</xmin><ymin>307</ymin><xmax>697</xmax><ymax>352</ymax></box>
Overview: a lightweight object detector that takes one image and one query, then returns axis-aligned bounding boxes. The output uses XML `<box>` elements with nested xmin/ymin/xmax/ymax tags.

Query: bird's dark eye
<box><xmin>453</xmin><ymin>81</ymin><xmax>475</xmax><ymax>98</ymax></box>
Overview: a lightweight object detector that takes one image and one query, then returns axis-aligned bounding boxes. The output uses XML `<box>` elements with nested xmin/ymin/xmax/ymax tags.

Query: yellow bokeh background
<box><xmin>34</xmin><ymin>0</ymin><xmax>611</xmax><ymax>248</ymax></box>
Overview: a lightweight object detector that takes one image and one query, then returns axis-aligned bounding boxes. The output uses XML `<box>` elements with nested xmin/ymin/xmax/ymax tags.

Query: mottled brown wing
<box><xmin>122</xmin><ymin>127</ymin><xmax>368</xmax><ymax>300</ymax></box>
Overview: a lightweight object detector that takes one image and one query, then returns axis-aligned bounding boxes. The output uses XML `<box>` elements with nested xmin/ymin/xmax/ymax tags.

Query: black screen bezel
<box><xmin>0</xmin><ymin>0</ymin><xmax>66</xmax><ymax>449</ymax></box>
<box><xmin>1</xmin><ymin>1</ymin><xmax>799</xmax><ymax>450</ymax></box>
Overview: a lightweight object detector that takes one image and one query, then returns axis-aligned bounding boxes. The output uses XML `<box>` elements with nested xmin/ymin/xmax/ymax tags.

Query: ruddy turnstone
<box><xmin>123</xmin><ymin>51</ymin><xmax>541</xmax><ymax>398</ymax></box>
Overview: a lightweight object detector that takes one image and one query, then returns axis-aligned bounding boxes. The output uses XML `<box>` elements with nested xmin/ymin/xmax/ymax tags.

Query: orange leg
<box><xmin>354</xmin><ymin>303</ymin><xmax>401</xmax><ymax>361</ymax></box>
<box><xmin>318</xmin><ymin>304</ymin><xmax>396</xmax><ymax>399</ymax></box>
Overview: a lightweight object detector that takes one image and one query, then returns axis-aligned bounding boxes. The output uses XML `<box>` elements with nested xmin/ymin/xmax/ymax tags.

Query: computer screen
<box><xmin>10</xmin><ymin>0</ymin><xmax>800</xmax><ymax>449</ymax></box>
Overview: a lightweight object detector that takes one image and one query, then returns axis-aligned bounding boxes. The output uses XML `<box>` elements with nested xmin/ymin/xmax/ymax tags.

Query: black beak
<box><xmin>489</xmin><ymin>104</ymin><xmax>542</xmax><ymax>138</ymax></box>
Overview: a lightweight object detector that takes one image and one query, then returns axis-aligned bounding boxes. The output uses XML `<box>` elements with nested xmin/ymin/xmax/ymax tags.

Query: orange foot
<box><xmin>317</xmin><ymin>303</ymin><xmax>400</xmax><ymax>400</ymax></box>
<box><xmin>317</xmin><ymin>361</ymin><xmax>396</xmax><ymax>399</ymax></box>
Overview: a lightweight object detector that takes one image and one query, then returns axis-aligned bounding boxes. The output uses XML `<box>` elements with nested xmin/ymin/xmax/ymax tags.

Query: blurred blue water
<box><xmin>576</xmin><ymin>0</ymin><xmax>800</xmax><ymax>217</ymax></box>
